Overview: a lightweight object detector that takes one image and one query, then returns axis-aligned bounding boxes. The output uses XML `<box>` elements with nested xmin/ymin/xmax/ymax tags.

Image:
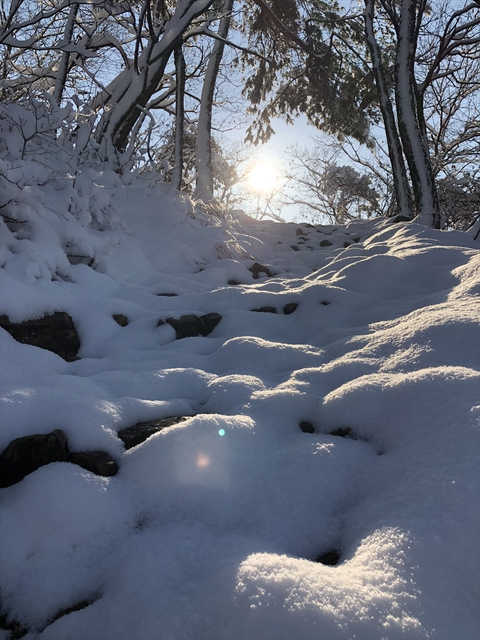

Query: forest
<box><xmin>1</xmin><ymin>0</ymin><xmax>479</xmax><ymax>227</ymax></box>
<box><xmin>0</xmin><ymin>2</ymin><xmax>479</xmax><ymax>640</ymax></box>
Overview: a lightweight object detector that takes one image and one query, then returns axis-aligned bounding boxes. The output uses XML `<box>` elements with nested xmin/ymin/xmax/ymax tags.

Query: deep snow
<box><xmin>0</xmin><ymin>166</ymin><xmax>479</xmax><ymax>640</ymax></box>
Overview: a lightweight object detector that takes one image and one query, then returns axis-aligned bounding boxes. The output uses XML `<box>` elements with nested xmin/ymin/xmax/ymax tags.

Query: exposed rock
<box><xmin>291</xmin><ymin>245</ymin><xmax>299</xmax><ymax>251</ymax></box>
<box><xmin>156</xmin><ymin>292</ymin><xmax>178</xmax><ymax>297</ymax></box>
<box><xmin>118</xmin><ymin>416</ymin><xmax>188</xmax><ymax>450</ymax></box>
<box><xmin>283</xmin><ymin>303</ymin><xmax>298</xmax><ymax>315</ymax></box>
<box><xmin>252</xmin><ymin>307</ymin><xmax>277</xmax><ymax>314</ymax></box>
<box><xmin>49</xmin><ymin>595</ymin><xmax>101</xmax><ymax>625</ymax></box>
<box><xmin>0</xmin><ymin>429</ymin><xmax>69</xmax><ymax>488</ymax></box>
<box><xmin>315</xmin><ymin>551</ymin><xmax>340</xmax><ymax>566</ymax></box>
<box><xmin>330</xmin><ymin>427</ymin><xmax>352</xmax><ymax>438</ymax></box>
<box><xmin>167</xmin><ymin>314</ymin><xmax>198</xmax><ymax>338</ymax></box>
<box><xmin>299</xmin><ymin>421</ymin><xmax>315</xmax><ymax>434</ymax></box>
<box><xmin>320</xmin><ymin>240</ymin><xmax>332</xmax><ymax>247</ymax></box>
<box><xmin>228</xmin><ymin>280</ymin><xmax>240</xmax><ymax>286</ymax></box>
<box><xmin>248</xmin><ymin>262</ymin><xmax>274</xmax><ymax>279</ymax></box>
<box><xmin>320</xmin><ymin>301</ymin><xmax>330</xmax><ymax>306</ymax></box>
<box><xmin>197</xmin><ymin>312</ymin><xmax>223</xmax><ymax>335</ymax></box>
<box><xmin>67</xmin><ymin>255</ymin><xmax>94</xmax><ymax>267</ymax></box>
<box><xmin>164</xmin><ymin>313</ymin><xmax>222</xmax><ymax>339</ymax></box>
<box><xmin>343</xmin><ymin>241</ymin><xmax>351</xmax><ymax>248</ymax></box>
<box><xmin>113</xmin><ymin>314</ymin><xmax>128</xmax><ymax>327</ymax></box>
<box><xmin>67</xmin><ymin>451</ymin><xmax>119</xmax><ymax>476</ymax></box>
<box><xmin>0</xmin><ymin>611</ymin><xmax>27</xmax><ymax>640</ymax></box>
<box><xmin>353</xmin><ymin>237</ymin><xmax>360</xmax><ymax>243</ymax></box>
<box><xmin>390</xmin><ymin>214</ymin><xmax>414</xmax><ymax>224</ymax></box>
<box><xmin>319</xmin><ymin>229</ymin><xmax>337</xmax><ymax>235</ymax></box>
<box><xmin>0</xmin><ymin>312</ymin><xmax>80</xmax><ymax>361</ymax></box>
<box><xmin>296</xmin><ymin>227</ymin><xmax>303</xmax><ymax>236</ymax></box>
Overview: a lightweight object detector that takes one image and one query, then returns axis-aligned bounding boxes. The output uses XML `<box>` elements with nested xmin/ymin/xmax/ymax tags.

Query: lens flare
<box><xmin>196</xmin><ymin>453</ymin><xmax>210</xmax><ymax>468</ymax></box>
<box><xmin>218</xmin><ymin>429</ymin><xmax>226</xmax><ymax>436</ymax></box>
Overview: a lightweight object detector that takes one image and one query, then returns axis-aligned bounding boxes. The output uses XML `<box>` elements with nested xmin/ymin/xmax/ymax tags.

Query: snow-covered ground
<box><xmin>0</xmin><ymin>163</ymin><xmax>479</xmax><ymax>639</ymax></box>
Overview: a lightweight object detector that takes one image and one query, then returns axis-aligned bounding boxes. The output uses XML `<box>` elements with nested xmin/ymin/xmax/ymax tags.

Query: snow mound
<box><xmin>0</xmin><ymin>143</ymin><xmax>479</xmax><ymax>640</ymax></box>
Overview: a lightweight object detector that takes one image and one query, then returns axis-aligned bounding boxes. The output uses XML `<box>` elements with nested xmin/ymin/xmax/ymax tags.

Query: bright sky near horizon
<box><xmin>226</xmin><ymin>114</ymin><xmax>321</xmax><ymax>222</ymax></box>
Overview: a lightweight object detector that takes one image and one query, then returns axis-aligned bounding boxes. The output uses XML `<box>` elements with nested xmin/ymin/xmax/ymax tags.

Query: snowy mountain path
<box><xmin>1</xmin><ymin>185</ymin><xmax>479</xmax><ymax>640</ymax></box>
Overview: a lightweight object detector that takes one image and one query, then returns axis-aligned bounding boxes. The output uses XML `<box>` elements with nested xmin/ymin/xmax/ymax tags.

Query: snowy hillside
<box><xmin>0</xmin><ymin>167</ymin><xmax>479</xmax><ymax>640</ymax></box>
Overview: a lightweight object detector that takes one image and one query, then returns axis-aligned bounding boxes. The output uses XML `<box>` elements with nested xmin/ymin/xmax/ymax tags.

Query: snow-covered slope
<box><xmin>0</xmin><ymin>177</ymin><xmax>479</xmax><ymax>640</ymax></box>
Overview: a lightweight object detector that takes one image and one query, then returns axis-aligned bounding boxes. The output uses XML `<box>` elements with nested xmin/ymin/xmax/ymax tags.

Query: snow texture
<box><xmin>0</xmin><ymin>134</ymin><xmax>479</xmax><ymax>640</ymax></box>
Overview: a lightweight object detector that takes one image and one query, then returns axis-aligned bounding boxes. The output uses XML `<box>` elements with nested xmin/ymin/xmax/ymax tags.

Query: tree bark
<box><xmin>394</xmin><ymin>0</ymin><xmax>440</xmax><ymax>226</ymax></box>
<box><xmin>171</xmin><ymin>45</ymin><xmax>186</xmax><ymax>191</ymax></box>
<box><xmin>364</xmin><ymin>0</ymin><xmax>414</xmax><ymax>217</ymax></box>
<box><xmin>53</xmin><ymin>3</ymin><xmax>79</xmax><ymax>105</ymax></box>
<box><xmin>96</xmin><ymin>0</ymin><xmax>215</xmax><ymax>155</ymax></box>
<box><xmin>195</xmin><ymin>0</ymin><xmax>234</xmax><ymax>202</ymax></box>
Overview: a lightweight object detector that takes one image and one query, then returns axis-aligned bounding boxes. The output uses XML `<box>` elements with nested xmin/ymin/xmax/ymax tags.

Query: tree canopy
<box><xmin>0</xmin><ymin>0</ymin><xmax>478</xmax><ymax>227</ymax></box>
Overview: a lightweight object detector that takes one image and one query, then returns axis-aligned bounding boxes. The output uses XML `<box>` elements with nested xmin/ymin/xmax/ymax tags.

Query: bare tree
<box><xmin>280</xmin><ymin>143</ymin><xmax>383</xmax><ymax>223</ymax></box>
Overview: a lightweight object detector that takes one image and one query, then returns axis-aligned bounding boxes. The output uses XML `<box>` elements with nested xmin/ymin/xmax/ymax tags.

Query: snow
<box><xmin>0</xmin><ymin>137</ymin><xmax>479</xmax><ymax>639</ymax></box>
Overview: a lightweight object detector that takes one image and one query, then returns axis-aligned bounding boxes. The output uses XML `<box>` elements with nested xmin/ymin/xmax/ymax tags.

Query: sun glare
<box><xmin>247</xmin><ymin>161</ymin><xmax>278</xmax><ymax>194</ymax></box>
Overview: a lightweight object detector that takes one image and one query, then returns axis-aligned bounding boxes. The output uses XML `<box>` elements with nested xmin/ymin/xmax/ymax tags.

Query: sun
<box><xmin>247</xmin><ymin>161</ymin><xmax>278</xmax><ymax>194</ymax></box>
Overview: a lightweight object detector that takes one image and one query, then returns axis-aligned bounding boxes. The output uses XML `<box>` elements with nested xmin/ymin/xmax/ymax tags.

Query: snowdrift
<box><xmin>0</xmin><ymin>134</ymin><xmax>479</xmax><ymax>640</ymax></box>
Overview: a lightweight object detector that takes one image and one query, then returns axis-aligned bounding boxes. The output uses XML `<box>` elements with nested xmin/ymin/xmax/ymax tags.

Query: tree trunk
<box><xmin>394</xmin><ymin>0</ymin><xmax>440</xmax><ymax>227</ymax></box>
<box><xmin>364</xmin><ymin>0</ymin><xmax>414</xmax><ymax>218</ymax></box>
<box><xmin>195</xmin><ymin>0</ymin><xmax>234</xmax><ymax>202</ymax></box>
<box><xmin>171</xmin><ymin>45</ymin><xmax>186</xmax><ymax>191</ymax></box>
<box><xmin>96</xmin><ymin>0</ymin><xmax>215</xmax><ymax>155</ymax></box>
<box><xmin>53</xmin><ymin>3</ymin><xmax>79</xmax><ymax>105</ymax></box>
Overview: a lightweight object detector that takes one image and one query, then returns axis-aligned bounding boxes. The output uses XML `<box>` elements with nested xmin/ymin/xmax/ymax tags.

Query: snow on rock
<box><xmin>0</xmin><ymin>159</ymin><xmax>479</xmax><ymax>639</ymax></box>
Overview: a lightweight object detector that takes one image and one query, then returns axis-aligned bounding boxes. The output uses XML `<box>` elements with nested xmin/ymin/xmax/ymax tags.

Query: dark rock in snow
<box><xmin>50</xmin><ymin>602</ymin><xmax>89</xmax><ymax>623</ymax></box>
<box><xmin>197</xmin><ymin>312</ymin><xmax>223</xmax><ymax>335</ymax></box>
<box><xmin>343</xmin><ymin>241</ymin><xmax>352</xmax><ymax>248</ymax></box>
<box><xmin>316</xmin><ymin>551</ymin><xmax>340</xmax><ymax>566</ymax></box>
<box><xmin>0</xmin><ymin>312</ymin><xmax>80</xmax><ymax>361</ymax></box>
<box><xmin>166</xmin><ymin>314</ymin><xmax>199</xmax><ymax>338</ymax></box>
<box><xmin>320</xmin><ymin>240</ymin><xmax>332</xmax><ymax>247</ymax></box>
<box><xmin>320</xmin><ymin>301</ymin><xmax>330</xmax><ymax>306</ymax></box>
<box><xmin>248</xmin><ymin>262</ymin><xmax>274</xmax><ymax>279</ymax></box>
<box><xmin>164</xmin><ymin>313</ymin><xmax>222</xmax><ymax>339</ymax></box>
<box><xmin>67</xmin><ymin>255</ymin><xmax>94</xmax><ymax>267</ymax></box>
<box><xmin>0</xmin><ymin>429</ymin><xmax>69</xmax><ymax>488</ymax></box>
<box><xmin>291</xmin><ymin>245</ymin><xmax>299</xmax><ymax>251</ymax></box>
<box><xmin>0</xmin><ymin>610</ymin><xmax>28</xmax><ymax>640</ymax></box>
<box><xmin>113</xmin><ymin>314</ymin><xmax>129</xmax><ymax>327</ymax></box>
<box><xmin>38</xmin><ymin>594</ymin><xmax>103</xmax><ymax>633</ymax></box>
<box><xmin>391</xmin><ymin>214</ymin><xmax>414</xmax><ymax>224</ymax></box>
<box><xmin>252</xmin><ymin>307</ymin><xmax>277</xmax><ymax>314</ymax></box>
<box><xmin>330</xmin><ymin>427</ymin><xmax>352</xmax><ymax>438</ymax></box>
<box><xmin>228</xmin><ymin>280</ymin><xmax>240</xmax><ymax>286</ymax></box>
<box><xmin>67</xmin><ymin>451</ymin><xmax>119</xmax><ymax>476</ymax></box>
<box><xmin>156</xmin><ymin>292</ymin><xmax>178</xmax><ymax>297</ymax></box>
<box><xmin>283</xmin><ymin>303</ymin><xmax>298</xmax><ymax>315</ymax></box>
<box><xmin>299</xmin><ymin>421</ymin><xmax>315</xmax><ymax>434</ymax></box>
<box><xmin>118</xmin><ymin>416</ymin><xmax>188</xmax><ymax>450</ymax></box>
